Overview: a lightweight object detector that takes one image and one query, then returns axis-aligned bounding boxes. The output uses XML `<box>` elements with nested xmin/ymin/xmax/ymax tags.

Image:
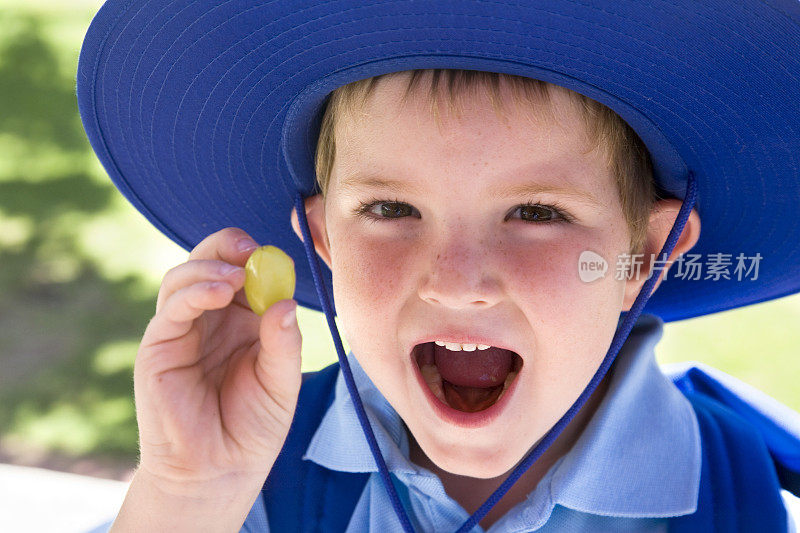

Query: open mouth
<box><xmin>412</xmin><ymin>342</ymin><xmax>523</xmax><ymax>413</ymax></box>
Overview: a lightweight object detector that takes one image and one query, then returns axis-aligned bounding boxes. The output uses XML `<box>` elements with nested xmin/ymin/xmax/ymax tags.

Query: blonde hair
<box><xmin>314</xmin><ymin>69</ymin><xmax>656</xmax><ymax>255</ymax></box>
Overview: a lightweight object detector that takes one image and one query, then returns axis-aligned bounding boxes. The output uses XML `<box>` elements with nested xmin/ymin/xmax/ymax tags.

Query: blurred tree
<box><xmin>0</xmin><ymin>11</ymin><xmax>148</xmax><ymax>477</ymax></box>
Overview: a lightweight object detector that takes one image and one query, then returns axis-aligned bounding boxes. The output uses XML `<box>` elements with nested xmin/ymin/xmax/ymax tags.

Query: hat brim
<box><xmin>77</xmin><ymin>0</ymin><xmax>800</xmax><ymax>322</ymax></box>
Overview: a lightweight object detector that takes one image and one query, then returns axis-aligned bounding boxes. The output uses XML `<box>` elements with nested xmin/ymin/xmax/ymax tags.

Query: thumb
<box><xmin>256</xmin><ymin>298</ymin><xmax>303</xmax><ymax>410</ymax></box>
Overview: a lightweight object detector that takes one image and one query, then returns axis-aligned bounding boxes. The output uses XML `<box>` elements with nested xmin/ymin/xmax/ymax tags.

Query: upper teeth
<box><xmin>434</xmin><ymin>341</ymin><xmax>491</xmax><ymax>351</ymax></box>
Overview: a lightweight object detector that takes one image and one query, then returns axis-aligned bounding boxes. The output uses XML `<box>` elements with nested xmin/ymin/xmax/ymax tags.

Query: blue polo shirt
<box><xmin>243</xmin><ymin>313</ymin><xmax>710</xmax><ymax>531</ymax></box>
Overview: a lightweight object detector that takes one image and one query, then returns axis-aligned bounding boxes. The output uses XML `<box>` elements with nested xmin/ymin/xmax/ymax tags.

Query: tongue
<box><xmin>443</xmin><ymin>382</ymin><xmax>504</xmax><ymax>413</ymax></box>
<box><xmin>433</xmin><ymin>344</ymin><xmax>514</xmax><ymax>388</ymax></box>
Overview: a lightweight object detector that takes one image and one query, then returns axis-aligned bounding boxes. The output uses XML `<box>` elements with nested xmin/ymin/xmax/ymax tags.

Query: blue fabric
<box><xmin>253</xmin><ymin>364</ymin><xmax>369</xmax><ymax>533</ymax></box>
<box><xmin>662</xmin><ymin>361</ymin><xmax>800</xmax><ymax>496</ymax></box>
<box><xmin>76</xmin><ymin>0</ymin><xmax>800</xmax><ymax>322</ymax></box>
<box><xmin>669</xmin><ymin>391</ymin><xmax>789</xmax><ymax>533</ymax></box>
<box><xmin>245</xmin><ymin>313</ymin><xmax>708</xmax><ymax>531</ymax></box>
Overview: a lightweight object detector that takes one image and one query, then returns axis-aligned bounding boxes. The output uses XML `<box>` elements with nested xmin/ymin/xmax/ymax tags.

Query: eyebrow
<box><xmin>338</xmin><ymin>173</ymin><xmax>425</xmax><ymax>196</ymax></box>
<box><xmin>338</xmin><ymin>172</ymin><xmax>602</xmax><ymax>207</ymax></box>
<box><xmin>494</xmin><ymin>182</ymin><xmax>602</xmax><ymax>206</ymax></box>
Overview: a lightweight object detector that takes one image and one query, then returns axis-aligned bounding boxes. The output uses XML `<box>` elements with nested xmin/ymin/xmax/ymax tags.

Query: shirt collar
<box><xmin>303</xmin><ymin>313</ymin><xmax>701</xmax><ymax>518</ymax></box>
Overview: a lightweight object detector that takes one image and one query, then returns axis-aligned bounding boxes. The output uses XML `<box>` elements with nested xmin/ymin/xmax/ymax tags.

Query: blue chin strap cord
<box><xmin>293</xmin><ymin>170</ymin><xmax>697</xmax><ymax>533</ymax></box>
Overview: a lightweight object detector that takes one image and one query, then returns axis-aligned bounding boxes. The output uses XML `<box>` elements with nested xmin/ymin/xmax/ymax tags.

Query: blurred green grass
<box><xmin>0</xmin><ymin>1</ymin><xmax>797</xmax><ymax>478</ymax></box>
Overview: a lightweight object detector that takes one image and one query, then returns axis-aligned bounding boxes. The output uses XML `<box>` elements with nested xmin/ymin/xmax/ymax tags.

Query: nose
<box><xmin>417</xmin><ymin>232</ymin><xmax>503</xmax><ymax>309</ymax></box>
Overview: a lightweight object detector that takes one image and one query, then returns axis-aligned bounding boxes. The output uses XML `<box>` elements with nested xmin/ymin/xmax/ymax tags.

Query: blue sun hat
<box><xmin>77</xmin><ymin>1</ymin><xmax>800</xmax><ymax>531</ymax></box>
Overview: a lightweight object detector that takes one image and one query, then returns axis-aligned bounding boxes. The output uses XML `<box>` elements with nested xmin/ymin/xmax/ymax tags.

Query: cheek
<box><xmin>503</xmin><ymin>231</ymin><xmax>625</xmax><ymax>353</ymax></box>
<box><xmin>503</xmin><ymin>234</ymin><xmax>611</xmax><ymax>305</ymax></box>
<box><xmin>328</xmin><ymin>230</ymin><xmax>415</xmax><ymax>320</ymax></box>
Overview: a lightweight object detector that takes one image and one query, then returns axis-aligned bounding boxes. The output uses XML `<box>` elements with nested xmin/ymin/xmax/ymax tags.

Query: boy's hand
<box><xmin>133</xmin><ymin>227</ymin><xmax>302</xmax><ymax>496</ymax></box>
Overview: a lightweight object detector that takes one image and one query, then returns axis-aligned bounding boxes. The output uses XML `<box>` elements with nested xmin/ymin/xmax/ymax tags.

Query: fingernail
<box><xmin>237</xmin><ymin>237</ymin><xmax>258</xmax><ymax>252</ymax></box>
<box><xmin>219</xmin><ymin>263</ymin><xmax>243</xmax><ymax>276</ymax></box>
<box><xmin>281</xmin><ymin>303</ymin><xmax>298</xmax><ymax>329</ymax></box>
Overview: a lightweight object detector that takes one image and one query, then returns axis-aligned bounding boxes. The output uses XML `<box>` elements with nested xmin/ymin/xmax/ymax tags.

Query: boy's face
<box><xmin>305</xmin><ymin>74</ymin><xmax>647</xmax><ymax>478</ymax></box>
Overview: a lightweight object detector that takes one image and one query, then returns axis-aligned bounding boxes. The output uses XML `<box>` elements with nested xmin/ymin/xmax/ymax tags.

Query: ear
<box><xmin>621</xmin><ymin>199</ymin><xmax>701</xmax><ymax>311</ymax></box>
<box><xmin>290</xmin><ymin>193</ymin><xmax>332</xmax><ymax>269</ymax></box>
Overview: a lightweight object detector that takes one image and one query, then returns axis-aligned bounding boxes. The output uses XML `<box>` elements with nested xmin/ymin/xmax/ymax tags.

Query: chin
<box><xmin>424</xmin><ymin>440</ymin><xmax>525</xmax><ymax>479</ymax></box>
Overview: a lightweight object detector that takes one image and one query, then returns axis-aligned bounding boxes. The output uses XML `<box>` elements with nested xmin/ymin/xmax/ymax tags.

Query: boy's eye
<box><xmin>356</xmin><ymin>200</ymin><xmax>420</xmax><ymax>220</ymax></box>
<box><xmin>377</xmin><ymin>202</ymin><xmax>416</xmax><ymax>218</ymax></box>
<box><xmin>507</xmin><ymin>204</ymin><xmax>568</xmax><ymax>223</ymax></box>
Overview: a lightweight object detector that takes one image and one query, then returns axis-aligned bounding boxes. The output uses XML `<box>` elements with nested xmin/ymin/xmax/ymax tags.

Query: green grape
<box><xmin>244</xmin><ymin>245</ymin><xmax>296</xmax><ymax>316</ymax></box>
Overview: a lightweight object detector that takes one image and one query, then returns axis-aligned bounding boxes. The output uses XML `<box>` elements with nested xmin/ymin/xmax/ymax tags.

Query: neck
<box><xmin>407</xmin><ymin>364</ymin><xmax>614</xmax><ymax>530</ymax></box>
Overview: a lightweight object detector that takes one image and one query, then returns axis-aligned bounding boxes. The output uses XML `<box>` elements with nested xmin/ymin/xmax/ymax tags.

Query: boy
<box><xmin>77</xmin><ymin>1</ymin><xmax>800</xmax><ymax>531</ymax></box>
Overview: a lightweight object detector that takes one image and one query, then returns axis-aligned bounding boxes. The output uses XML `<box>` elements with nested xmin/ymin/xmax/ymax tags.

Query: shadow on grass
<box><xmin>0</xmin><ymin>12</ymin><xmax>148</xmax><ymax>476</ymax></box>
